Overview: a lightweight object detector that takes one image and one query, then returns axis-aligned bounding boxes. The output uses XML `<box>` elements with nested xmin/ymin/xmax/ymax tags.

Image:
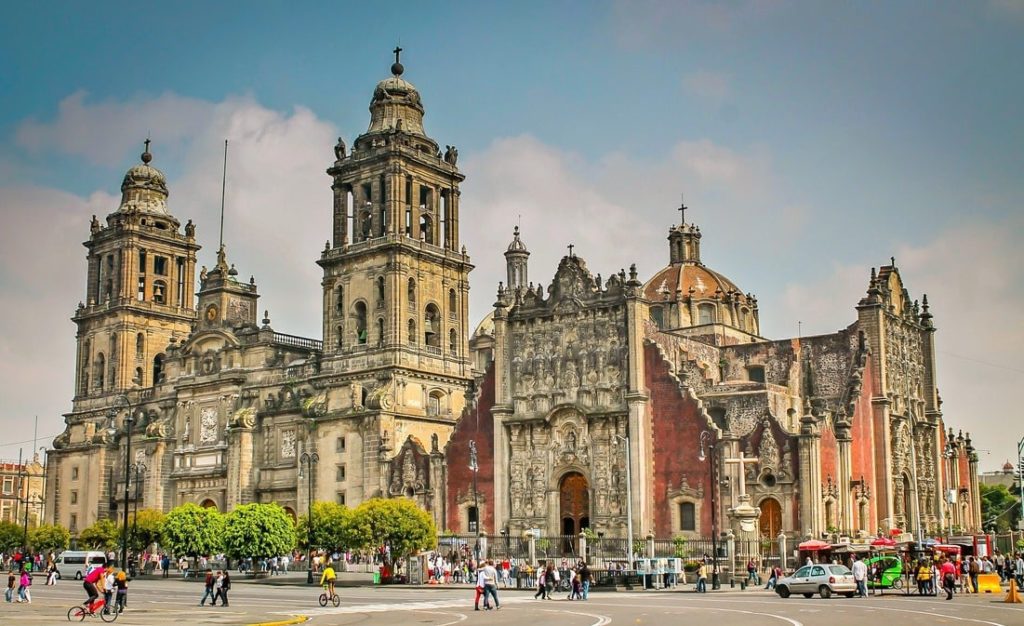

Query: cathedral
<box><xmin>46</xmin><ymin>56</ymin><xmax>980</xmax><ymax>548</ymax></box>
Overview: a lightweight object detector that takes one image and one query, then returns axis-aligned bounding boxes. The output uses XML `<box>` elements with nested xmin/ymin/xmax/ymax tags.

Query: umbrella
<box><xmin>798</xmin><ymin>539</ymin><xmax>831</xmax><ymax>551</ymax></box>
<box><xmin>870</xmin><ymin>537</ymin><xmax>897</xmax><ymax>548</ymax></box>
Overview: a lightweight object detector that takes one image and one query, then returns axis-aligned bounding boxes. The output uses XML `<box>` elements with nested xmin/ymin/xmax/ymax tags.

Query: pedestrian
<box><xmin>579</xmin><ymin>561</ymin><xmax>592</xmax><ymax>600</ymax></box>
<box><xmin>17</xmin><ymin>569</ymin><xmax>31</xmax><ymax>603</ymax></box>
<box><xmin>968</xmin><ymin>556</ymin><xmax>980</xmax><ymax>595</ymax></box>
<box><xmin>161</xmin><ymin>554</ymin><xmax>170</xmax><ymax>578</ymax></box>
<box><xmin>534</xmin><ymin>565</ymin><xmax>547</xmax><ymax>600</ymax></box>
<box><xmin>852</xmin><ymin>555</ymin><xmax>868</xmax><ymax>598</ymax></box>
<box><xmin>483</xmin><ymin>559</ymin><xmax>500</xmax><ymax>610</ymax></box>
<box><xmin>940</xmin><ymin>558</ymin><xmax>956</xmax><ymax>600</ymax></box>
<box><xmin>765</xmin><ymin>564</ymin><xmax>778</xmax><ymax>590</ymax></box>
<box><xmin>216</xmin><ymin>571</ymin><xmax>230</xmax><ymax>607</ymax></box>
<box><xmin>114</xmin><ymin>571</ymin><xmax>128</xmax><ymax>613</ymax></box>
<box><xmin>103</xmin><ymin>568</ymin><xmax>115</xmax><ymax>612</ymax></box>
<box><xmin>916</xmin><ymin>560</ymin><xmax>930</xmax><ymax>595</ymax></box>
<box><xmin>696</xmin><ymin>561</ymin><xmax>708</xmax><ymax>593</ymax></box>
<box><xmin>474</xmin><ymin>563</ymin><xmax>488</xmax><ymax>610</ymax></box>
<box><xmin>5</xmin><ymin>569</ymin><xmax>15</xmax><ymax>602</ymax></box>
<box><xmin>746</xmin><ymin>558</ymin><xmax>759</xmax><ymax>586</ymax></box>
<box><xmin>179</xmin><ymin>556</ymin><xmax>189</xmax><ymax>579</ymax></box>
<box><xmin>46</xmin><ymin>561</ymin><xmax>58</xmax><ymax>585</ymax></box>
<box><xmin>545</xmin><ymin>563</ymin><xmax>556</xmax><ymax>599</ymax></box>
<box><xmin>199</xmin><ymin>569</ymin><xmax>216</xmax><ymax>606</ymax></box>
<box><xmin>211</xmin><ymin>571</ymin><xmax>223</xmax><ymax>606</ymax></box>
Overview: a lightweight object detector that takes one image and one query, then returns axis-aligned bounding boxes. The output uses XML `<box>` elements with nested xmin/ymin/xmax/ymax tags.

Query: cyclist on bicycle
<box><xmin>83</xmin><ymin>562</ymin><xmax>114</xmax><ymax>611</ymax></box>
<box><xmin>319</xmin><ymin>561</ymin><xmax>337</xmax><ymax>600</ymax></box>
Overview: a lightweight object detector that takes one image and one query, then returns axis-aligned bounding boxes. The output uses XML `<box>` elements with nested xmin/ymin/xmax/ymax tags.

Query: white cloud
<box><xmin>684</xmin><ymin>70</ymin><xmax>732</xmax><ymax>104</ymax></box>
<box><xmin>0</xmin><ymin>92</ymin><xmax>336</xmax><ymax>453</ymax></box>
<box><xmin>777</xmin><ymin>217</ymin><xmax>1024</xmax><ymax>471</ymax></box>
<box><xmin>611</xmin><ymin>0</ymin><xmax>785</xmax><ymax>48</ymax></box>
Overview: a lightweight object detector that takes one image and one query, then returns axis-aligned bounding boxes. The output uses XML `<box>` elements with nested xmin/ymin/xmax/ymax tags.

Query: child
<box><xmin>5</xmin><ymin>570</ymin><xmax>15</xmax><ymax>602</ymax></box>
<box><xmin>115</xmin><ymin>571</ymin><xmax>128</xmax><ymax>613</ymax></box>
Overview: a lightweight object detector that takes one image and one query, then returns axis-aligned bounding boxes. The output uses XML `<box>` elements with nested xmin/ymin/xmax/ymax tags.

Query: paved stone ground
<box><xmin>5</xmin><ymin>577</ymin><xmax>1022</xmax><ymax>626</ymax></box>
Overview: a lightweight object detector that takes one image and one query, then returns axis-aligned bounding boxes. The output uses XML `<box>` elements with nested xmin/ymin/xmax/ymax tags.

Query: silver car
<box><xmin>775</xmin><ymin>563</ymin><xmax>857</xmax><ymax>599</ymax></box>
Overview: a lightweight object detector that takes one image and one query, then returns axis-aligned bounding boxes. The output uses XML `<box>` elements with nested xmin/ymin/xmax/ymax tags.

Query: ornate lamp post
<box><xmin>299</xmin><ymin>451</ymin><xmax>319</xmax><ymax>584</ymax></box>
<box><xmin>614</xmin><ymin>434</ymin><xmax>634</xmax><ymax>569</ymax></box>
<box><xmin>108</xmin><ymin>394</ymin><xmax>135</xmax><ymax>571</ymax></box>
<box><xmin>698</xmin><ymin>430</ymin><xmax>721</xmax><ymax>590</ymax></box>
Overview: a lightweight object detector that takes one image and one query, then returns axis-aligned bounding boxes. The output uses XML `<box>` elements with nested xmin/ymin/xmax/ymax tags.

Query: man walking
<box><xmin>579</xmin><ymin>561</ymin><xmax>592</xmax><ymax>600</ymax></box>
<box><xmin>199</xmin><ymin>570</ymin><xmax>216</xmax><ymax>606</ymax></box>
<box><xmin>852</xmin><ymin>555</ymin><xmax>868</xmax><ymax>598</ymax></box>
<box><xmin>482</xmin><ymin>559</ymin><xmax>500</xmax><ymax>610</ymax></box>
<box><xmin>696</xmin><ymin>561</ymin><xmax>708</xmax><ymax>593</ymax></box>
<box><xmin>940</xmin><ymin>558</ymin><xmax>956</xmax><ymax>601</ymax></box>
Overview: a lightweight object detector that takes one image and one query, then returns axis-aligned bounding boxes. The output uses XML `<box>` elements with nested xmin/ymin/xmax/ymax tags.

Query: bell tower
<box><xmin>318</xmin><ymin>50</ymin><xmax>472</xmax><ymax>419</ymax></box>
<box><xmin>73</xmin><ymin>141</ymin><xmax>200</xmax><ymax>399</ymax></box>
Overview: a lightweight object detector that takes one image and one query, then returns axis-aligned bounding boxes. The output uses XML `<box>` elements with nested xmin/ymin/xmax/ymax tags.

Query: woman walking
<box><xmin>215</xmin><ymin>571</ymin><xmax>230</xmax><ymax>607</ymax></box>
<box><xmin>533</xmin><ymin>565</ymin><xmax>547</xmax><ymax>599</ymax></box>
<box><xmin>17</xmin><ymin>569</ymin><xmax>31</xmax><ymax>603</ymax></box>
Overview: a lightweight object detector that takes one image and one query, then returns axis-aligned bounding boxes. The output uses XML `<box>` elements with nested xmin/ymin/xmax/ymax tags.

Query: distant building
<box><xmin>0</xmin><ymin>455</ymin><xmax>46</xmax><ymax>529</ymax></box>
<box><xmin>980</xmin><ymin>461</ymin><xmax>1020</xmax><ymax>490</ymax></box>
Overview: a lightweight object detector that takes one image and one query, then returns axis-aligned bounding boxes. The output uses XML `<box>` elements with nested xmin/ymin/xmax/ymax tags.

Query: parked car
<box><xmin>54</xmin><ymin>551</ymin><xmax>107</xmax><ymax>580</ymax></box>
<box><xmin>775</xmin><ymin>563</ymin><xmax>856</xmax><ymax>599</ymax></box>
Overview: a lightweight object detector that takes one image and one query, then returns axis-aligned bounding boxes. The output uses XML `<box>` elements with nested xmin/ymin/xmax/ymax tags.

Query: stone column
<box><xmin>797</xmin><ymin>406</ymin><xmax>823</xmax><ymax>537</ymax></box>
<box><xmin>836</xmin><ymin>430</ymin><xmax>853</xmax><ymax>534</ymax></box>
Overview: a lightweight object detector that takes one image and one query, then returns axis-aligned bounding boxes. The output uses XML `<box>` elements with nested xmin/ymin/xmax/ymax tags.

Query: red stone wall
<box><xmin>644</xmin><ymin>342</ymin><xmax>714</xmax><ymax>537</ymax></box>
<box><xmin>444</xmin><ymin>365</ymin><xmax>496</xmax><ymax>533</ymax></box>
<box><xmin>849</xmin><ymin>358</ymin><xmax>878</xmax><ymax>531</ymax></box>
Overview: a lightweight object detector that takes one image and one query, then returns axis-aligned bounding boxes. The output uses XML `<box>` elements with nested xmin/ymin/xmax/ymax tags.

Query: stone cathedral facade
<box><xmin>47</xmin><ymin>58</ymin><xmax>980</xmax><ymax>544</ymax></box>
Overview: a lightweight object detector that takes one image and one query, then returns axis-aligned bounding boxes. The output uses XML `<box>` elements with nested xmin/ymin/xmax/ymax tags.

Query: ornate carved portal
<box><xmin>559</xmin><ymin>472</ymin><xmax>590</xmax><ymax>537</ymax></box>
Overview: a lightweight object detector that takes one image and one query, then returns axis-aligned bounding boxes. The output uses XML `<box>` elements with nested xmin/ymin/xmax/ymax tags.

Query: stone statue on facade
<box><xmin>334</xmin><ymin>137</ymin><xmax>346</xmax><ymax>161</ymax></box>
<box><xmin>443</xmin><ymin>145</ymin><xmax>458</xmax><ymax>165</ymax></box>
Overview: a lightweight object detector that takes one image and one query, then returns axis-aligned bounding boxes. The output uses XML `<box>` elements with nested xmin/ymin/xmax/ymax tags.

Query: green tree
<box><xmin>29</xmin><ymin>524</ymin><xmax>70</xmax><ymax>553</ymax></box>
<box><xmin>296</xmin><ymin>501</ymin><xmax>353</xmax><ymax>551</ymax></box>
<box><xmin>161</xmin><ymin>503</ymin><xmax>224</xmax><ymax>558</ymax></box>
<box><xmin>0</xmin><ymin>520</ymin><xmax>24</xmax><ymax>552</ymax></box>
<box><xmin>78</xmin><ymin>519</ymin><xmax>120</xmax><ymax>551</ymax></box>
<box><xmin>128</xmin><ymin>508</ymin><xmax>166</xmax><ymax>551</ymax></box>
<box><xmin>222</xmin><ymin>503</ymin><xmax>295</xmax><ymax>560</ymax></box>
<box><xmin>980</xmin><ymin>484</ymin><xmax>1021</xmax><ymax>531</ymax></box>
<box><xmin>348</xmin><ymin>498</ymin><xmax>436</xmax><ymax>564</ymax></box>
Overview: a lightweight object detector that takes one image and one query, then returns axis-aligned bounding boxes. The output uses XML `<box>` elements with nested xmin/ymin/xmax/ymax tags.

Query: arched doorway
<box><xmin>200</xmin><ymin>499</ymin><xmax>218</xmax><ymax>511</ymax></box>
<box><xmin>559</xmin><ymin>472</ymin><xmax>590</xmax><ymax>552</ymax></box>
<box><xmin>759</xmin><ymin>497</ymin><xmax>782</xmax><ymax>539</ymax></box>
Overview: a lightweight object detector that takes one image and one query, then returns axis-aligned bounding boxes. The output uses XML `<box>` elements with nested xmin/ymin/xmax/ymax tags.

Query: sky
<box><xmin>0</xmin><ymin>1</ymin><xmax>1021</xmax><ymax>471</ymax></box>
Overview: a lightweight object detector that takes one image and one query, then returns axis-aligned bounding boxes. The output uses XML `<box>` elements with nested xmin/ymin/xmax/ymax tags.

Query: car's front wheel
<box><xmin>819</xmin><ymin>585</ymin><xmax>832</xmax><ymax>599</ymax></box>
<box><xmin>75</xmin><ymin>572</ymin><xmax>82</xmax><ymax>580</ymax></box>
<box><xmin>776</xmin><ymin>586</ymin><xmax>791</xmax><ymax>598</ymax></box>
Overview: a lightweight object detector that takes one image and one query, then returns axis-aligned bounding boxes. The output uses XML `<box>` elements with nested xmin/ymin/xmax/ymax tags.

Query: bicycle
<box><xmin>67</xmin><ymin>598</ymin><xmax>118</xmax><ymax>622</ymax></box>
<box><xmin>318</xmin><ymin>583</ymin><xmax>340</xmax><ymax>607</ymax></box>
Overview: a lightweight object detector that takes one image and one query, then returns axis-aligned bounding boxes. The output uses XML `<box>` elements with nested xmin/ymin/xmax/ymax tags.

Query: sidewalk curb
<box><xmin>247</xmin><ymin>615</ymin><xmax>309</xmax><ymax>626</ymax></box>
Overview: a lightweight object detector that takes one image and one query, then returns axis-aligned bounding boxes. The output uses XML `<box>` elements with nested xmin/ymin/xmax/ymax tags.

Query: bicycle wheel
<box><xmin>332</xmin><ymin>594</ymin><xmax>341</xmax><ymax>607</ymax></box>
<box><xmin>100</xmin><ymin>605</ymin><xmax>119</xmax><ymax>622</ymax></box>
<box><xmin>318</xmin><ymin>592</ymin><xmax>328</xmax><ymax>607</ymax></box>
<box><xmin>67</xmin><ymin>606</ymin><xmax>86</xmax><ymax>622</ymax></box>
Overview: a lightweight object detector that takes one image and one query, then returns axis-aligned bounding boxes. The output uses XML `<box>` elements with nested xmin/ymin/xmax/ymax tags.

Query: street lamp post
<box><xmin>108</xmin><ymin>394</ymin><xmax>135</xmax><ymax>572</ymax></box>
<box><xmin>614</xmin><ymin>434</ymin><xmax>634</xmax><ymax>570</ymax></box>
<box><xmin>699</xmin><ymin>430</ymin><xmax>721</xmax><ymax>590</ymax></box>
<box><xmin>469</xmin><ymin>440</ymin><xmax>480</xmax><ymax>562</ymax></box>
<box><xmin>130</xmin><ymin>462</ymin><xmax>146</xmax><ymax>560</ymax></box>
<box><xmin>299</xmin><ymin>451</ymin><xmax>319</xmax><ymax>584</ymax></box>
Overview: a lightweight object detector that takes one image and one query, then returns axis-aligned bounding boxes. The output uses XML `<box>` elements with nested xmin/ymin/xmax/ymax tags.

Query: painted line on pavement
<box><xmin>408</xmin><ymin>610</ymin><xmax>468</xmax><ymax>626</ymax></box>
<box><xmin>584</xmin><ymin>601</ymin><xmax>802</xmax><ymax>626</ymax></box>
<box><xmin>541</xmin><ymin>607</ymin><xmax>611</xmax><ymax>626</ymax></box>
<box><xmin>248</xmin><ymin>614</ymin><xmax>309</xmax><ymax>626</ymax></box>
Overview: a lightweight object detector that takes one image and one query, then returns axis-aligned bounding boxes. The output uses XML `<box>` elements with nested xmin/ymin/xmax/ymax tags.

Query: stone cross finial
<box><xmin>724</xmin><ymin>450</ymin><xmax>759</xmax><ymax>502</ymax></box>
<box><xmin>393</xmin><ymin>46</ymin><xmax>403</xmax><ymax>64</ymax></box>
<box><xmin>678</xmin><ymin>193</ymin><xmax>688</xmax><ymax>225</ymax></box>
<box><xmin>567</xmin><ymin>243</ymin><xmax>575</xmax><ymax>257</ymax></box>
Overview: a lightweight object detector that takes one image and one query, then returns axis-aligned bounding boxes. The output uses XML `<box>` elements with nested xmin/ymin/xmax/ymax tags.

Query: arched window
<box><xmin>449</xmin><ymin>329</ymin><xmax>458</xmax><ymax>354</ymax></box>
<box><xmin>152</xmin><ymin>280</ymin><xmax>167</xmax><ymax>304</ymax></box>
<box><xmin>359</xmin><ymin>207</ymin><xmax>372</xmax><ymax>241</ymax></box>
<box><xmin>467</xmin><ymin>506</ymin><xmax>479</xmax><ymax>533</ymax></box>
<box><xmin>136</xmin><ymin>333</ymin><xmax>145</xmax><ymax>359</ymax></box>
<box><xmin>95</xmin><ymin>353</ymin><xmax>106</xmax><ymax>389</ymax></box>
<box><xmin>152</xmin><ymin>353</ymin><xmax>165</xmax><ymax>384</ymax></box>
<box><xmin>354</xmin><ymin>302</ymin><xmax>368</xmax><ymax>344</ymax></box>
<box><xmin>408</xmin><ymin>319</ymin><xmax>417</xmax><ymax>345</ymax></box>
<box><xmin>427</xmin><ymin>391</ymin><xmax>443</xmax><ymax>416</ymax></box>
<box><xmin>424</xmin><ymin>304</ymin><xmax>440</xmax><ymax>347</ymax></box>
<box><xmin>698</xmin><ymin>303</ymin><xmax>716</xmax><ymax>325</ymax></box>
<box><xmin>448</xmin><ymin>289</ymin><xmax>457</xmax><ymax>316</ymax></box>
<box><xmin>407</xmin><ymin>278</ymin><xmax>416</xmax><ymax>308</ymax></box>
<box><xmin>376</xmin><ymin>318</ymin><xmax>385</xmax><ymax>346</ymax></box>
<box><xmin>376</xmin><ymin>276</ymin><xmax>385</xmax><ymax>307</ymax></box>
<box><xmin>334</xmin><ymin>285</ymin><xmax>344</xmax><ymax>315</ymax></box>
<box><xmin>650</xmin><ymin>306</ymin><xmax>664</xmax><ymax>329</ymax></box>
<box><xmin>679</xmin><ymin>502</ymin><xmax>696</xmax><ymax>531</ymax></box>
<box><xmin>419</xmin><ymin>214</ymin><xmax>433</xmax><ymax>244</ymax></box>
<box><xmin>81</xmin><ymin>339</ymin><xmax>91</xmax><ymax>394</ymax></box>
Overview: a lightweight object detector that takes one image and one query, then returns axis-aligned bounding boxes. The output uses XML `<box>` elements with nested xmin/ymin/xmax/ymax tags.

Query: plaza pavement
<box><xmin>5</xmin><ymin>574</ymin><xmax>1023</xmax><ymax>626</ymax></box>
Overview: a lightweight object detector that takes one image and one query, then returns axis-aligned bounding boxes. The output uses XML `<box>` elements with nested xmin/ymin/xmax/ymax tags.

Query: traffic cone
<box><xmin>1005</xmin><ymin>579</ymin><xmax>1022</xmax><ymax>604</ymax></box>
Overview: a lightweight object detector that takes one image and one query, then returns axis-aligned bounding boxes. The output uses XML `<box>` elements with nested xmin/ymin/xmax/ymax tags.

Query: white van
<box><xmin>55</xmin><ymin>551</ymin><xmax>108</xmax><ymax>580</ymax></box>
